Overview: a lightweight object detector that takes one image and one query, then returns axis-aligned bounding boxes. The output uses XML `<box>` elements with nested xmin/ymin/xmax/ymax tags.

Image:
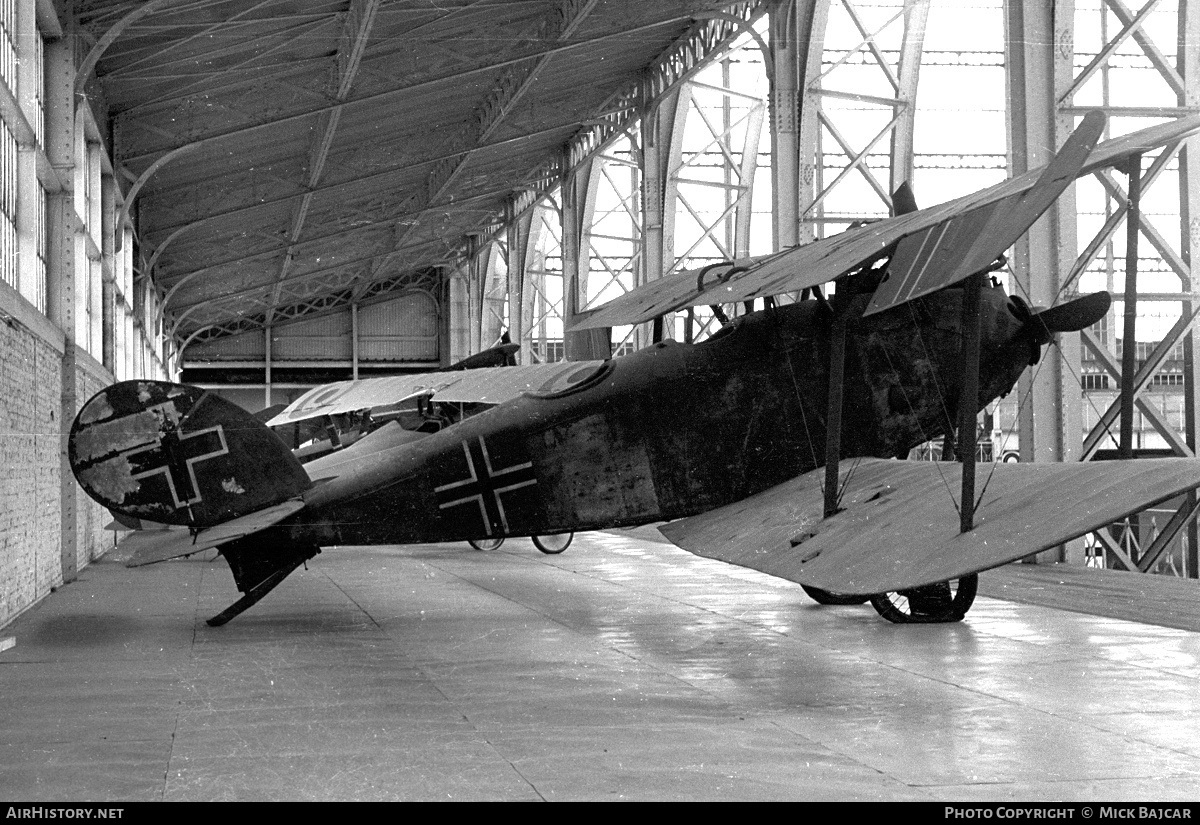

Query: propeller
<box><xmin>1009</xmin><ymin>291</ymin><xmax>1111</xmax><ymax>363</ymax></box>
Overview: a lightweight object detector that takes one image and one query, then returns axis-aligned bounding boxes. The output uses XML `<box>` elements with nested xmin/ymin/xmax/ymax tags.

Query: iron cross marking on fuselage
<box><xmin>434</xmin><ymin>436</ymin><xmax>538</xmax><ymax>536</ymax></box>
<box><xmin>124</xmin><ymin>425</ymin><xmax>229</xmax><ymax>510</ymax></box>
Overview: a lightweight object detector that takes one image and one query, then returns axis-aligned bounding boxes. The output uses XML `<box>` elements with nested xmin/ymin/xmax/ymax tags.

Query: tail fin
<box><xmin>69</xmin><ymin>381</ymin><xmax>310</xmax><ymax>530</ymax></box>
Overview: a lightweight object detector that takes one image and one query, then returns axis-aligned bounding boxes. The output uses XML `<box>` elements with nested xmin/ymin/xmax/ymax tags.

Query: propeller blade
<box><xmin>1009</xmin><ymin>291</ymin><xmax>1111</xmax><ymax>365</ymax></box>
<box><xmin>1030</xmin><ymin>291</ymin><xmax>1112</xmax><ymax>340</ymax></box>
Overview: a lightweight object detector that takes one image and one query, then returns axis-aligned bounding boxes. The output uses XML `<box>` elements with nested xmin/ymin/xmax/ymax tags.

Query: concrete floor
<box><xmin>2</xmin><ymin>527</ymin><xmax>1200</xmax><ymax>801</ymax></box>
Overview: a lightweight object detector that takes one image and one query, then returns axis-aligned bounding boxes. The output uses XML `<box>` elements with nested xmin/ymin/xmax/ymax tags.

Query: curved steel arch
<box><xmin>795</xmin><ymin>0</ymin><xmax>930</xmax><ymax>240</ymax></box>
<box><xmin>75</xmin><ymin>0</ymin><xmax>181</xmax><ymax>93</ymax></box>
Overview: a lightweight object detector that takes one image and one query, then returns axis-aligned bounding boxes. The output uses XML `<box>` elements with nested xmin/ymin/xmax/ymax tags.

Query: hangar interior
<box><xmin>3</xmin><ymin>0</ymin><xmax>1200</xmax><ymax>802</ymax></box>
<box><xmin>4</xmin><ymin>0</ymin><xmax>1200</xmax><ymax>630</ymax></box>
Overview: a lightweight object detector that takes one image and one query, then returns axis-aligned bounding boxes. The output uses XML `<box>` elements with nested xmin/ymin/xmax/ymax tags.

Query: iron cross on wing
<box><xmin>434</xmin><ymin>435</ymin><xmax>538</xmax><ymax>536</ymax></box>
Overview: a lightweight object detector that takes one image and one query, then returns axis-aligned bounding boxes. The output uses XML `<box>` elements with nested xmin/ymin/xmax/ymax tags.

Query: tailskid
<box><xmin>208</xmin><ymin>537</ymin><xmax>320</xmax><ymax>626</ymax></box>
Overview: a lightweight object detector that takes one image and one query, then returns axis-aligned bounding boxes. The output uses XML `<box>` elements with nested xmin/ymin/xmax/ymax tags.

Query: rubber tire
<box><xmin>801</xmin><ymin>585</ymin><xmax>870</xmax><ymax>606</ymax></box>
<box><xmin>869</xmin><ymin>574</ymin><xmax>978</xmax><ymax>623</ymax></box>
<box><xmin>532</xmin><ymin>532</ymin><xmax>573</xmax><ymax>554</ymax></box>
<box><xmin>468</xmin><ymin>537</ymin><xmax>505</xmax><ymax>551</ymax></box>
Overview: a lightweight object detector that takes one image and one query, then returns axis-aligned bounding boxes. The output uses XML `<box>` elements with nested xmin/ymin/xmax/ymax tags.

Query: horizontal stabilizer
<box><xmin>120</xmin><ymin>499</ymin><xmax>306</xmax><ymax>567</ymax></box>
<box><xmin>660</xmin><ymin>458</ymin><xmax>1200</xmax><ymax>595</ymax></box>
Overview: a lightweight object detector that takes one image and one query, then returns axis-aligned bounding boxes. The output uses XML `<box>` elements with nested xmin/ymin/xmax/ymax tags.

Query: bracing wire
<box><xmin>834</xmin><ymin>455</ymin><xmax>864</xmax><ymax>511</ymax></box>
<box><xmin>972</xmin><ymin>353</ymin><xmax>1048</xmax><ymax>511</ymax></box>
<box><xmin>904</xmin><ymin>300</ymin><xmax>958</xmax><ymax>449</ymax></box>
<box><xmin>967</xmin><ymin>261</ymin><xmax>1036</xmax><ymax>513</ymax></box>
<box><xmin>878</xmin><ymin>336</ymin><xmax>962</xmax><ymax>519</ymax></box>
<box><xmin>963</xmin><ymin>256</ymin><xmax>1049</xmax><ymax>512</ymax></box>
<box><xmin>1055</xmin><ymin>334</ymin><xmax>1131</xmax><ymax>454</ymax></box>
<box><xmin>782</xmin><ymin>341</ymin><xmax>823</xmax><ymax>478</ymax></box>
<box><xmin>996</xmin><ymin>258</ymin><xmax>1124</xmax><ymax>460</ymax></box>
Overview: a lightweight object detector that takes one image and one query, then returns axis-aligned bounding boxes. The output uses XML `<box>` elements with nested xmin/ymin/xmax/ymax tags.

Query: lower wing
<box><xmin>660</xmin><ymin>458</ymin><xmax>1200</xmax><ymax>595</ymax></box>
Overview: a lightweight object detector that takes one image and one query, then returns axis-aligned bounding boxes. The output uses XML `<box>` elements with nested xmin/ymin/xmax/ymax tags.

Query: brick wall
<box><xmin>0</xmin><ymin>275</ymin><xmax>121</xmax><ymax>628</ymax></box>
<box><xmin>0</xmin><ymin>318</ymin><xmax>65</xmax><ymax>627</ymax></box>
<box><xmin>71</xmin><ymin>349</ymin><xmax>115</xmax><ymax>575</ymax></box>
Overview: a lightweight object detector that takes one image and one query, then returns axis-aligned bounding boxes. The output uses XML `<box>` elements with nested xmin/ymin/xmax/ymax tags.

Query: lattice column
<box><xmin>796</xmin><ymin>0</ymin><xmax>929</xmax><ymax>243</ymax></box>
<box><xmin>663</xmin><ymin>47</ymin><xmax>767</xmax><ymax>341</ymax></box>
<box><xmin>44</xmin><ymin>24</ymin><xmax>83</xmax><ymax>581</ymax></box>
<box><xmin>446</xmin><ymin>267</ymin><xmax>470</xmax><ymax>365</ymax></box>
<box><xmin>795</xmin><ymin>0</ymin><xmax>831</xmax><ymax>246</ymax></box>
<box><xmin>562</xmin><ymin>160</ymin><xmax>610</xmax><ymax>360</ymax></box>
<box><xmin>463</xmin><ymin>234</ymin><xmax>484</xmax><ymax>355</ymax></box>
<box><xmin>1177</xmin><ymin>0</ymin><xmax>1200</xmax><ymax>576</ymax></box>
<box><xmin>577</xmin><ymin>123</ymin><xmax>650</xmax><ymax>354</ymax></box>
<box><xmin>1003</xmin><ymin>1</ymin><xmax>1080</xmax><ymax>564</ymax></box>
<box><xmin>1065</xmin><ymin>2</ymin><xmax>1200</xmax><ymax>466</ymax></box>
<box><xmin>1006</xmin><ymin>0</ymin><xmax>1079</xmax><ymax>473</ymax></box>
<box><xmin>506</xmin><ymin>207</ymin><xmax>534</xmax><ymax>365</ymax></box>
<box><xmin>522</xmin><ymin>194</ymin><xmax>566</xmax><ymax>363</ymax></box>
<box><xmin>479</xmin><ymin>240</ymin><xmax>509</xmax><ymax>352</ymax></box>
<box><xmin>767</xmin><ymin>0</ymin><xmax>803</xmax><ymax>251</ymax></box>
<box><xmin>643</xmin><ymin>96</ymin><xmax>676</xmax><ymax>347</ymax></box>
<box><xmin>888</xmin><ymin>0</ymin><xmax>928</xmax><ymax>193</ymax></box>
<box><xmin>1017</xmin><ymin>0</ymin><xmax>1200</xmax><ymax>574</ymax></box>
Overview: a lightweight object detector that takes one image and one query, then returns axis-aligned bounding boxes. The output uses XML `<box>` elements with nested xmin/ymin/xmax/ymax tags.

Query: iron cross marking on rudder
<box><xmin>123</xmin><ymin>424</ymin><xmax>229</xmax><ymax>510</ymax></box>
<box><xmin>434</xmin><ymin>436</ymin><xmax>538</xmax><ymax>536</ymax></box>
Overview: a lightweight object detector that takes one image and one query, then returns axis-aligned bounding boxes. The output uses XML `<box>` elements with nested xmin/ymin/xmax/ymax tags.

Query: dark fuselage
<box><xmin>289</xmin><ymin>284</ymin><xmax>1031</xmax><ymax>547</ymax></box>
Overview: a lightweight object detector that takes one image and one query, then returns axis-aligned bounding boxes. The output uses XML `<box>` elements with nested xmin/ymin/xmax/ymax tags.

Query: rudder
<box><xmin>70</xmin><ymin>381</ymin><xmax>310</xmax><ymax>529</ymax></box>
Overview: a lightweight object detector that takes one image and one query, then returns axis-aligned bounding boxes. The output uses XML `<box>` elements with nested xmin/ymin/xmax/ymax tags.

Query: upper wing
<box><xmin>266</xmin><ymin>360</ymin><xmax>607</xmax><ymax>427</ymax></box>
<box><xmin>571</xmin><ymin>112</ymin><xmax>1200</xmax><ymax>331</ymax></box>
<box><xmin>659</xmin><ymin>458</ymin><xmax>1200</xmax><ymax>595</ymax></box>
<box><xmin>863</xmin><ymin>110</ymin><xmax>1104</xmax><ymax>314</ymax></box>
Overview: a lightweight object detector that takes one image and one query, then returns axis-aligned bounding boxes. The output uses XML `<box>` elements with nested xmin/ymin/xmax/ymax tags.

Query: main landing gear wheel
<box><xmin>532</xmin><ymin>532</ymin><xmax>573</xmax><ymax>554</ymax></box>
<box><xmin>469</xmin><ymin>537</ymin><xmax>505</xmax><ymax>551</ymax></box>
<box><xmin>869</xmin><ymin>574</ymin><xmax>978</xmax><ymax>624</ymax></box>
<box><xmin>801</xmin><ymin>585</ymin><xmax>870</xmax><ymax>606</ymax></box>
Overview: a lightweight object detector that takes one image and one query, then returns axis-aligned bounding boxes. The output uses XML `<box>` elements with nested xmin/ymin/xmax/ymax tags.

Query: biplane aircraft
<box><xmin>68</xmin><ymin>111</ymin><xmax>1200</xmax><ymax>627</ymax></box>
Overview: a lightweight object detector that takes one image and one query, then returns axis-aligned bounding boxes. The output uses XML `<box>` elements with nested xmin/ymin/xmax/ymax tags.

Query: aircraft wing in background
<box><xmin>266</xmin><ymin>360</ymin><xmax>605</xmax><ymax>428</ymax></box>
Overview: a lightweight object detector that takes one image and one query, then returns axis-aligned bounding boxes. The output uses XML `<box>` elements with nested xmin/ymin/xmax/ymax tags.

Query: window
<box><xmin>0</xmin><ymin>0</ymin><xmax>16</xmax><ymax>299</ymax></box>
